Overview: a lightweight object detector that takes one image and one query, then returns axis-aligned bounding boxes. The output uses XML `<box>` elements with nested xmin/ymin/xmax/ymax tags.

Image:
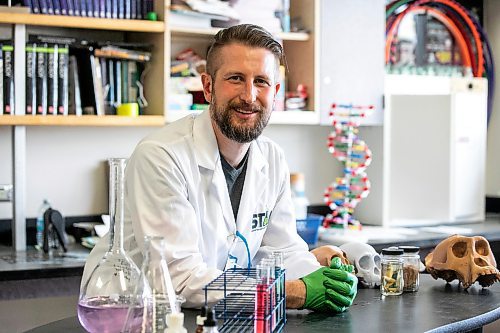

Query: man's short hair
<box><xmin>206</xmin><ymin>24</ymin><xmax>285</xmax><ymax>78</ymax></box>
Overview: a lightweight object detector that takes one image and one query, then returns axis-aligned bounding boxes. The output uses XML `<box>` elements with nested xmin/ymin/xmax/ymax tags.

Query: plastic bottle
<box><xmin>195</xmin><ymin>306</ymin><xmax>208</xmax><ymax>333</ymax></box>
<box><xmin>203</xmin><ymin>308</ymin><xmax>219</xmax><ymax>333</ymax></box>
<box><xmin>166</xmin><ymin>312</ymin><xmax>187</xmax><ymax>333</ymax></box>
<box><xmin>36</xmin><ymin>199</ymin><xmax>51</xmax><ymax>250</ymax></box>
<box><xmin>290</xmin><ymin>173</ymin><xmax>309</xmax><ymax>220</ymax></box>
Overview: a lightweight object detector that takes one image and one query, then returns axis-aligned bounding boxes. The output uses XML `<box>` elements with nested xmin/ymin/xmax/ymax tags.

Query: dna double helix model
<box><xmin>324</xmin><ymin>103</ymin><xmax>373</xmax><ymax>230</ymax></box>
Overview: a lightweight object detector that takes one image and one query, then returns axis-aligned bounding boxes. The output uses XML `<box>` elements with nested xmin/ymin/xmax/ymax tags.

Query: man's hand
<box><xmin>300</xmin><ymin>257</ymin><xmax>357</xmax><ymax>313</ymax></box>
<box><xmin>311</xmin><ymin>245</ymin><xmax>350</xmax><ymax>266</ymax></box>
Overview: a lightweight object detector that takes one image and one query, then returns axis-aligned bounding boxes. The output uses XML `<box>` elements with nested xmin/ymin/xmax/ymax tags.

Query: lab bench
<box><xmin>0</xmin><ymin>218</ymin><xmax>500</xmax><ymax>332</ymax></box>
<box><xmin>22</xmin><ymin>275</ymin><xmax>500</xmax><ymax>333</ymax></box>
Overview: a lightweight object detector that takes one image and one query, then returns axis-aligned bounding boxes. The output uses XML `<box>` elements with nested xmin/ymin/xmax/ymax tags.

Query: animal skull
<box><xmin>425</xmin><ymin>235</ymin><xmax>500</xmax><ymax>289</ymax></box>
<box><xmin>340</xmin><ymin>242</ymin><xmax>381</xmax><ymax>288</ymax></box>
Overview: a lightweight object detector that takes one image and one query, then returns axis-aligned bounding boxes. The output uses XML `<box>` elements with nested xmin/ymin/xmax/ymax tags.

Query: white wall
<box><xmin>0</xmin><ymin>126</ymin><xmax>154</xmax><ymax>219</ymax></box>
<box><xmin>485</xmin><ymin>0</ymin><xmax>500</xmax><ymax>197</ymax></box>
<box><xmin>264</xmin><ymin>124</ymin><xmax>343</xmax><ymax>204</ymax></box>
<box><xmin>0</xmin><ymin>123</ymin><xmax>342</xmax><ymax>220</ymax></box>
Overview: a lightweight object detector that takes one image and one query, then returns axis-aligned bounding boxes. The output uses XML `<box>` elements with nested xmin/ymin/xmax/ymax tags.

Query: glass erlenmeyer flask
<box><xmin>78</xmin><ymin>158</ymin><xmax>141</xmax><ymax>333</ymax></box>
<box><xmin>122</xmin><ymin>236</ymin><xmax>185</xmax><ymax>333</ymax></box>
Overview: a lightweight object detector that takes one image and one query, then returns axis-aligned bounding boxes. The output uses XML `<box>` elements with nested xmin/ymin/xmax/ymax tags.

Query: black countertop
<box><xmin>24</xmin><ymin>275</ymin><xmax>500</xmax><ymax>333</ymax></box>
<box><xmin>318</xmin><ymin>216</ymin><xmax>500</xmax><ymax>256</ymax></box>
<box><xmin>0</xmin><ymin>244</ymin><xmax>88</xmax><ymax>281</ymax></box>
<box><xmin>2</xmin><ymin>216</ymin><xmax>500</xmax><ymax>281</ymax></box>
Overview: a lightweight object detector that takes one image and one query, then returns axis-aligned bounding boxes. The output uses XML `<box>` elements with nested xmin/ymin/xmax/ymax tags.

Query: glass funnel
<box><xmin>78</xmin><ymin>158</ymin><xmax>141</xmax><ymax>333</ymax></box>
<box><xmin>122</xmin><ymin>236</ymin><xmax>185</xmax><ymax>333</ymax></box>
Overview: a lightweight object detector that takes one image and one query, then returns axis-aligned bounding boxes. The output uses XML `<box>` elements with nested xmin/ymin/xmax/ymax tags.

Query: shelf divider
<box><xmin>12</xmin><ymin>23</ymin><xmax>27</xmax><ymax>251</ymax></box>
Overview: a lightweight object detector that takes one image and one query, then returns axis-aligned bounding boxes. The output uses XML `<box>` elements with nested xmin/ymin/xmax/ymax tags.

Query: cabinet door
<box><xmin>318</xmin><ymin>0</ymin><xmax>385</xmax><ymax>125</ymax></box>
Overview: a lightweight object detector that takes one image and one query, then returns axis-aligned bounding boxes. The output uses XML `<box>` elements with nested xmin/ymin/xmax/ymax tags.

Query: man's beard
<box><xmin>210</xmin><ymin>98</ymin><xmax>271</xmax><ymax>143</ymax></box>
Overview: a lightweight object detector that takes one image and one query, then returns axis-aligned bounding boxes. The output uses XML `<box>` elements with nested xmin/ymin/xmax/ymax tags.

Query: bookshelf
<box><xmin>0</xmin><ymin>2</ymin><xmax>169</xmax><ymax>251</ymax></box>
<box><xmin>168</xmin><ymin>0</ymin><xmax>320</xmax><ymax>125</ymax></box>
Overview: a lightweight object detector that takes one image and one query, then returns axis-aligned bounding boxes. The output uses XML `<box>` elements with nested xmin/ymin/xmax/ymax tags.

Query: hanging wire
<box><xmin>385</xmin><ymin>0</ymin><xmax>495</xmax><ymax>124</ymax></box>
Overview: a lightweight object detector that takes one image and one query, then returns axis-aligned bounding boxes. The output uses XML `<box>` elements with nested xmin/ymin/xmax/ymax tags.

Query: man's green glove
<box><xmin>300</xmin><ymin>257</ymin><xmax>358</xmax><ymax>313</ymax></box>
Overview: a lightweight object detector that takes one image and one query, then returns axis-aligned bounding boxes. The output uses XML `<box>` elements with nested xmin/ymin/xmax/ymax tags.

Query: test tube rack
<box><xmin>203</xmin><ymin>267</ymin><xmax>286</xmax><ymax>333</ymax></box>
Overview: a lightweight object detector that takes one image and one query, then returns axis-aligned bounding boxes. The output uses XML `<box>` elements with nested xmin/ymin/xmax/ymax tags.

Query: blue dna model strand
<box><xmin>323</xmin><ymin>103</ymin><xmax>373</xmax><ymax>230</ymax></box>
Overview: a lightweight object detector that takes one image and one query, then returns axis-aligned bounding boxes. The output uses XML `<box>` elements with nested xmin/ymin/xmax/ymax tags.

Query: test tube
<box><xmin>263</xmin><ymin>257</ymin><xmax>276</xmax><ymax>330</ymax></box>
<box><xmin>272</xmin><ymin>252</ymin><xmax>284</xmax><ymax>328</ymax></box>
<box><xmin>255</xmin><ymin>263</ymin><xmax>271</xmax><ymax>333</ymax></box>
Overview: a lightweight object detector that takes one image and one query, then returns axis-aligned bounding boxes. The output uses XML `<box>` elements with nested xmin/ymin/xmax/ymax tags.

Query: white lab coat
<box><xmin>82</xmin><ymin>110</ymin><xmax>320</xmax><ymax>307</ymax></box>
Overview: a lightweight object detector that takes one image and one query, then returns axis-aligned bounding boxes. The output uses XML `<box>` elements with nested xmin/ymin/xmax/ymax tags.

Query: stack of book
<box><xmin>0</xmin><ymin>36</ymin><xmax>151</xmax><ymax>116</ymax></box>
<box><xmin>25</xmin><ymin>41</ymin><xmax>70</xmax><ymax>115</ymax></box>
<box><xmin>22</xmin><ymin>0</ymin><xmax>155</xmax><ymax>19</ymax></box>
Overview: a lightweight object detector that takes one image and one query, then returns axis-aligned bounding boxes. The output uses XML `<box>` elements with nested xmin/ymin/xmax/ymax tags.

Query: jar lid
<box><xmin>382</xmin><ymin>248</ymin><xmax>403</xmax><ymax>255</ymax></box>
<box><xmin>399</xmin><ymin>245</ymin><xmax>420</xmax><ymax>253</ymax></box>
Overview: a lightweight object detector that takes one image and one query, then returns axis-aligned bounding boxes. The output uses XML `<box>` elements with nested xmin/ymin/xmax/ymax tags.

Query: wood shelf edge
<box><xmin>0</xmin><ymin>12</ymin><xmax>165</xmax><ymax>32</ymax></box>
<box><xmin>0</xmin><ymin>115</ymin><xmax>165</xmax><ymax>127</ymax></box>
<box><xmin>171</xmin><ymin>26</ymin><xmax>309</xmax><ymax>41</ymax></box>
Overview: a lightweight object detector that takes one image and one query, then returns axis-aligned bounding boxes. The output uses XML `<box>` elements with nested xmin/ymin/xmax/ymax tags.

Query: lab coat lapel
<box><xmin>237</xmin><ymin>142</ymin><xmax>269</xmax><ymax>235</ymax></box>
<box><xmin>193</xmin><ymin>111</ymin><xmax>236</xmax><ymax>232</ymax></box>
<box><xmin>193</xmin><ymin>110</ymin><xmax>218</xmax><ymax>170</ymax></box>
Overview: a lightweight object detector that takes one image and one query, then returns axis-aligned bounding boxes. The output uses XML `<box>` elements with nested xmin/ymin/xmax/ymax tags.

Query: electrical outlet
<box><xmin>0</xmin><ymin>185</ymin><xmax>13</xmax><ymax>202</ymax></box>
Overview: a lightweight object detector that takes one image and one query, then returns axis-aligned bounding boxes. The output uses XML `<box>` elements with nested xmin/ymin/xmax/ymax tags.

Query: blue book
<box><xmin>66</xmin><ymin>0</ymin><xmax>74</xmax><ymax>15</ymax></box>
<box><xmin>105</xmin><ymin>0</ymin><xmax>111</xmax><ymax>18</ymax></box>
<box><xmin>39</xmin><ymin>0</ymin><xmax>48</xmax><ymax>14</ymax></box>
<box><xmin>52</xmin><ymin>0</ymin><xmax>61</xmax><ymax>15</ymax></box>
<box><xmin>118</xmin><ymin>0</ymin><xmax>124</xmax><ymax>19</ymax></box>
<box><xmin>99</xmin><ymin>0</ymin><xmax>105</xmax><ymax>17</ymax></box>
<box><xmin>93</xmin><ymin>0</ymin><xmax>99</xmax><ymax>17</ymax></box>
<box><xmin>125</xmin><ymin>0</ymin><xmax>130</xmax><ymax>19</ymax></box>
<box><xmin>73</xmin><ymin>0</ymin><xmax>80</xmax><ymax>16</ymax></box>
<box><xmin>130</xmin><ymin>0</ymin><xmax>136</xmax><ymax>19</ymax></box>
<box><xmin>85</xmin><ymin>0</ymin><xmax>93</xmax><ymax>17</ymax></box>
<box><xmin>75</xmin><ymin>0</ymin><xmax>83</xmax><ymax>16</ymax></box>
<box><xmin>60</xmin><ymin>0</ymin><xmax>69</xmax><ymax>15</ymax></box>
<box><xmin>111</xmin><ymin>0</ymin><xmax>117</xmax><ymax>18</ymax></box>
<box><xmin>31</xmin><ymin>0</ymin><xmax>41</xmax><ymax>14</ymax></box>
<box><xmin>46</xmin><ymin>0</ymin><xmax>54</xmax><ymax>14</ymax></box>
